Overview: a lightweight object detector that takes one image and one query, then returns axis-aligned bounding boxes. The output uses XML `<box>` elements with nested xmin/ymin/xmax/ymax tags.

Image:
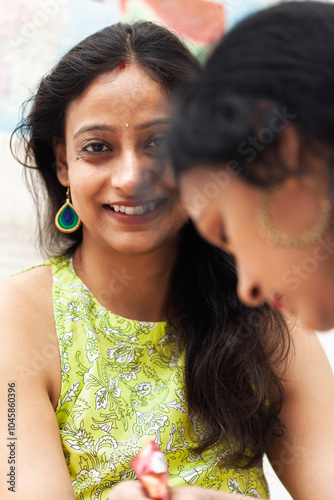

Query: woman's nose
<box><xmin>237</xmin><ymin>267</ymin><xmax>265</xmax><ymax>307</ymax></box>
<box><xmin>111</xmin><ymin>152</ymin><xmax>144</xmax><ymax>196</ymax></box>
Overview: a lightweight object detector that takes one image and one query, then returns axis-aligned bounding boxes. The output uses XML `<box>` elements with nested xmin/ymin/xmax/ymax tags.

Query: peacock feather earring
<box><xmin>55</xmin><ymin>187</ymin><xmax>81</xmax><ymax>233</ymax></box>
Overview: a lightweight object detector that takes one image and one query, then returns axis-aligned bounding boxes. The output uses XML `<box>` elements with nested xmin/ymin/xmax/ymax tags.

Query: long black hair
<box><xmin>168</xmin><ymin>1</ymin><xmax>334</xmax><ymax>187</ymax></box>
<box><xmin>12</xmin><ymin>21</ymin><xmax>289</xmax><ymax>469</ymax></box>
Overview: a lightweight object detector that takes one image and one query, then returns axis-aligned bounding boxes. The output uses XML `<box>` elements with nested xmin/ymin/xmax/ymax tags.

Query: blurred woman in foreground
<box><xmin>169</xmin><ymin>1</ymin><xmax>334</xmax><ymax>332</ymax></box>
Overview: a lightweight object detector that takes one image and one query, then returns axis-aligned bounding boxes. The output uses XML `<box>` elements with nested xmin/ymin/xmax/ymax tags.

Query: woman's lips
<box><xmin>103</xmin><ymin>199</ymin><xmax>168</xmax><ymax>224</ymax></box>
<box><xmin>271</xmin><ymin>292</ymin><xmax>285</xmax><ymax>311</ymax></box>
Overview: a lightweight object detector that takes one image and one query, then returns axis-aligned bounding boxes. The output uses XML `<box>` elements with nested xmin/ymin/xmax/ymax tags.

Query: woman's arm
<box><xmin>0</xmin><ymin>269</ymin><xmax>75</xmax><ymax>500</ymax></box>
<box><xmin>110</xmin><ymin>481</ymin><xmax>251</xmax><ymax>499</ymax></box>
<box><xmin>266</xmin><ymin>321</ymin><xmax>334</xmax><ymax>500</ymax></box>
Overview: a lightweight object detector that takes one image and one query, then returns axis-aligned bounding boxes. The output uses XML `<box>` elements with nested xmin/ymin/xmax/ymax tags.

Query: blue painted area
<box><xmin>0</xmin><ymin>97</ymin><xmax>22</xmax><ymax>132</ymax></box>
<box><xmin>56</xmin><ymin>0</ymin><xmax>120</xmax><ymax>57</ymax></box>
<box><xmin>224</xmin><ymin>0</ymin><xmax>266</xmax><ymax>31</ymax></box>
<box><xmin>209</xmin><ymin>0</ymin><xmax>265</xmax><ymax>31</ymax></box>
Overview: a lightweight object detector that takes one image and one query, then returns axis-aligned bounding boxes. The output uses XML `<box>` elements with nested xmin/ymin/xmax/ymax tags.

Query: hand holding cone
<box><xmin>131</xmin><ymin>440</ymin><xmax>170</xmax><ymax>500</ymax></box>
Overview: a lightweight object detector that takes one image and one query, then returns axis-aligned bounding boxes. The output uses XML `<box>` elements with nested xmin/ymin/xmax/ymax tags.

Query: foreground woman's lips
<box><xmin>271</xmin><ymin>292</ymin><xmax>285</xmax><ymax>311</ymax></box>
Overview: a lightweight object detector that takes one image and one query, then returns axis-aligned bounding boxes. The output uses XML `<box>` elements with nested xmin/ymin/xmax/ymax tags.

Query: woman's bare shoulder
<box><xmin>0</xmin><ymin>265</ymin><xmax>72</xmax><ymax>497</ymax></box>
<box><xmin>0</xmin><ymin>264</ymin><xmax>55</xmax><ymax>345</ymax></box>
<box><xmin>0</xmin><ymin>264</ymin><xmax>61</xmax><ymax>405</ymax></box>
<box><xmin>0</xmin><ymin>264</ymin><xmax>53</xmax><ymax>309</ymax></box>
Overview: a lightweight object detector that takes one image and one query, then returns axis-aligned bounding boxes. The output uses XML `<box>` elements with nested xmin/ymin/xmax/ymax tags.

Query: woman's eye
<box><xmin>82</xmin><ymin>143</ymin><xmax>110</xmax><ymax>153</ymax></box>
<box><xmin>220</xmin><ymin>229</ymin><xmax>229</xmax><ymax>245</ymax></box>
<box><xmin>146</xmin><ymin>137</ymin><xmax>166</xmax><ymax>149</ymax></box>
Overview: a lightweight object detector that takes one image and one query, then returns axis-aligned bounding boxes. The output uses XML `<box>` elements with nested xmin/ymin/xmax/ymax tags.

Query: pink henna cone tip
<box><xmin>131</xmin><ymin>440</ymin><xmax>170</xmax><ymax>500</ymax></box>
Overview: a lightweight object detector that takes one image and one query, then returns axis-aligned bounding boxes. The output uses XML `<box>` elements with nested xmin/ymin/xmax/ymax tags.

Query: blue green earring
<box><xmin>55</xmin><ymin>187</ymin><xmax>81</xmax><ymax>233</ymax></box>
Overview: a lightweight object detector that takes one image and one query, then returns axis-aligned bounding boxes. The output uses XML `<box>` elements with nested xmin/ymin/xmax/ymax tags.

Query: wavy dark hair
<box><xmin>168</xmin><ymin>1</ymin><xmax>334</xmax><ymax>188</ymax></box>
<box><xmin>11</xmin><ymin>21</ymin><xmax>289</xmax><ymax>469</ymax></box>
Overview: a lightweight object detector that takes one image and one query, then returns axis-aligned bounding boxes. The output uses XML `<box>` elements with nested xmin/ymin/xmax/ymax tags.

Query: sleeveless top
<box><xmin>39</xmin><ymin>255</ymin><xmax>270</xmax><ymax>499</ymax></box>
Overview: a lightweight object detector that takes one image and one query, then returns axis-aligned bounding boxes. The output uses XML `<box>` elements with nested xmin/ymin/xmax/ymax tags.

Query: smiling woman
<box><xmin>1</xmin><ymin>18</ymin><xmax>333</xmax><ymax>500</ymax></box>
<box><xmin>53</xmin><ymin>65</ymin><xmax>184</xmax><ymax>261</ymax></box>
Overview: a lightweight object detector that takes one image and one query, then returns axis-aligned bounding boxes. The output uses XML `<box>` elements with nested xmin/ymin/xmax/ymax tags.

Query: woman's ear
<box><xmin>53</xmin><ymin>139</ymin><xmax>69</xmax><ymax>186</ymax></box>
<box><xmin>278</xmin><ymin>124</ymin><xmax>301</xmax><ymax>172</ymax></box>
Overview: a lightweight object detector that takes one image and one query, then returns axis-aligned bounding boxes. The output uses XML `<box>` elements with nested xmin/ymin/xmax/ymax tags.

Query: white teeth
<box><xmin>109</xmin><ymin>201</ymin><xmax>158</xmax><ymax>215</ymax></box>
<box><xmin>134</xmin><ymin>205</ymin><xmax>145</xmax><ymax>215</ymax></box>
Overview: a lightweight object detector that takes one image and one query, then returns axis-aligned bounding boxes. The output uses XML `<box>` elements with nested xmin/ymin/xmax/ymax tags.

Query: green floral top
<box><xmin>41</xmin><ymin>255</ymin><xmax>270</xmax><ymax>499</ymax></box>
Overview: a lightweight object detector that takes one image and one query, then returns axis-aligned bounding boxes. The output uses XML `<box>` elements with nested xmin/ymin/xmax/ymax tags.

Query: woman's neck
<box><xmin>72</xmin><ymin>238</ymin><xmax>181</xmax><ymax>322</ymax></box>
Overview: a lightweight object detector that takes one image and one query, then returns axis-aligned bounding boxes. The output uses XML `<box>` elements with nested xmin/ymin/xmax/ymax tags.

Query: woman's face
<box><xmin>55</xmin><ymin>63</ymin><xmax>186</xmax><ymax>255</ymax></box>
<box><xmin>180</xmin><ymin>165</ymin><xmax>334</xmax><ymax>331</ymax></box>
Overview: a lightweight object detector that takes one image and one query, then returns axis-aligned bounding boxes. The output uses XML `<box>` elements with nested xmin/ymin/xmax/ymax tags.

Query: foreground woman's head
<box><xmin>169</xmin><ymin>1</ymin><xmax>334</xmax><ymax>331</ymax></box>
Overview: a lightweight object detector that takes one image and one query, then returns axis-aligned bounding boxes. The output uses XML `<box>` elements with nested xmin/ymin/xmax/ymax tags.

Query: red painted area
<box><xmin>121</xmin><ymin>0</ymin><xmax>225</xmax><ymax>44</ymax></box>
<box><xmin>118</xmin><ymin>60</ymin><xmax>126</xmax><ymax>70</ymax></box>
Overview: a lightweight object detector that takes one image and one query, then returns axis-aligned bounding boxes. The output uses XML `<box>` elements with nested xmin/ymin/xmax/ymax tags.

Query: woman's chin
<box><xmin>107</xmin><ymin>240</ymin><xmax>161</xmax><ymax>256</ymax></box>
<box><xmin>299</xmin><ymin>310</ymin><xmax>334</xmax><ymax>332</ymax></box>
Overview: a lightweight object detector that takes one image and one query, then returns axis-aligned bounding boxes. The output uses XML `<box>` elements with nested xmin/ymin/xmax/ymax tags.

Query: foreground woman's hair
<box><xmin>12</xmin><ymin>21</ymin><xmax>290</xmax><ymax>468</ymax></box>
<box><xmin>168</xmin><ymin>1</ymin><xmax>334</xmax><ymax>189</ymax></box>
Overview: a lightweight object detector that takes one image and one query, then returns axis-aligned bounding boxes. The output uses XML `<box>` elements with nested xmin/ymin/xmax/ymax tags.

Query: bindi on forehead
<box><xmin>117</xmin><ymin>60</ymin><xmax>126</xmax><ymax>70</ymax></box>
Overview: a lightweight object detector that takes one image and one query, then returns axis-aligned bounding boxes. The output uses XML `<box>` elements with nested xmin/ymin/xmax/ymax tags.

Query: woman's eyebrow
<box><xmin>73</xmin><ymin>119</ymin><xmax>169</xmax><ymax>139</ymax></box>
<box><xmin>134</xmin><ymin>119</ymin><xmax>169</xmax><ymax>130</ymax></box>
<box><xmin>73</xmin><ymin>124</ymin><xmax>116</xmax><ymax>139</ymax></box>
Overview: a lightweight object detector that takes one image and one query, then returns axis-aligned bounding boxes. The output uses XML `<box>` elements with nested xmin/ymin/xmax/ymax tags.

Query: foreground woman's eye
<box><xmin>218</xmin><ymin>226</ymin><xmax>230</xmax><ymax>248</ymax></box>
<box><xmin>82</xmin><ymin>143</ymin><xmax>111</xmax><ymax>153</ymax></box>
<box><xmin>221</xmin><ymin>230</ymin><xmax>229</xmax><ymax>244</ymax></box>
